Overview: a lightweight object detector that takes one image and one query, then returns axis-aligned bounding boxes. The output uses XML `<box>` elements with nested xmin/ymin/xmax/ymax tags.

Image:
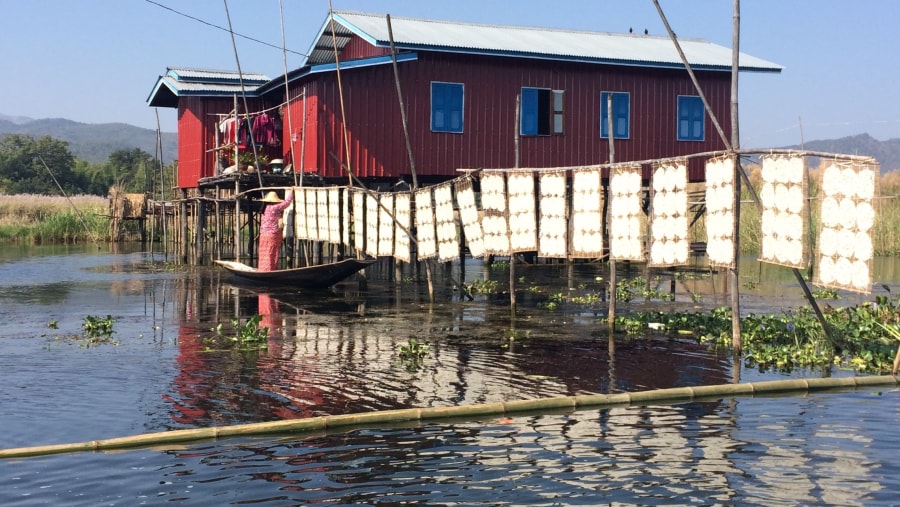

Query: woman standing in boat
<box><xmin>258</xmin><ymin>189</ymin><xmax>294</xmax><ymax>271</ymax></box>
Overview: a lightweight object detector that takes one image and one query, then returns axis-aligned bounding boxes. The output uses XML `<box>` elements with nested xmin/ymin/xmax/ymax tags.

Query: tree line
<box><xmin>0</xmin><ymin>133</ymin><xmax>177</xmax><ymax>196</ymax></box>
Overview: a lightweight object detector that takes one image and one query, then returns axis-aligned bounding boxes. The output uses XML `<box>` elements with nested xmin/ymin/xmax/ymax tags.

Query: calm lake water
<box><xmin>2</xmin><ymin>243</ymin><xmax>900</xmax><ymax>505</ymax></box>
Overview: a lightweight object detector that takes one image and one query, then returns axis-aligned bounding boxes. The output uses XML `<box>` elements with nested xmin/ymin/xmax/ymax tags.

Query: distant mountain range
<box><xmin>0</xmin><ymin>114</ymin><xmax>178</xmax><ymax>164</ymax></box>
<box><xmin>1</xmin><ymin>114</ymin><xmax>897</xmax><ymax>172</ymax></box>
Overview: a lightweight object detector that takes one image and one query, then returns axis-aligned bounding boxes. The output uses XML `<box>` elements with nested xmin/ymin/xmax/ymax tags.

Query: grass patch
<box><xmin>0</xmin><ymin>194</ymin><xmax>108</xmax><ymax>243</ymax></box>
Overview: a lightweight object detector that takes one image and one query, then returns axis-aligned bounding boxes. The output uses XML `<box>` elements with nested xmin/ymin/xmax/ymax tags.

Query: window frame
<box><xmin>431</xmin><ymin>81</ymin><xmax>464</xmax><ymax>133</ymax></box>
<box><xmin>676</xmin><ymin>95</ymin><xmax>705</xmax><ymax>141</ymax></box>
<box><xmin>520</xmin><ymin>87</ymin><xmax>565</xmax><ymax>136</ymax></box>
<box><xmin>600</xmin><ymin>91</ymin><xmax>631</xmax><ymax>140</ymax></box>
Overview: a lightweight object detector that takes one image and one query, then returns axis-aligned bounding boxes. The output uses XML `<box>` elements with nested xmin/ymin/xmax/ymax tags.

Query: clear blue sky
<box><xmin>2</xmin><ymin>0</ymin><xmax>898</xmax><ymax>149</ymax></box>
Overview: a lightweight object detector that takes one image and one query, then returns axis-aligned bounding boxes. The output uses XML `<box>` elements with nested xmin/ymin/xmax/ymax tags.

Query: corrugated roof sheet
<box><xmin>309</xmin><ymin>11</ymin><xmax>781</xmax><ymax>72</ymax></box>
<box><xmin>147</xmin><ymin>67</ymin><xmax>271</xmax><ymax>107</ymax></box>
<box><xmin>166</xmin><ymin>67</ymin><xmax>270</xmax><ymax>84</ymax></box>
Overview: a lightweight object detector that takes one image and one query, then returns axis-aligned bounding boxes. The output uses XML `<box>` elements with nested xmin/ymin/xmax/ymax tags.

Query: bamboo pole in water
<box><xmin>1</xmin><ymin>375</ymin><xmax>895</xmax><ymax>459</ymax></box>
<box><xmin>387</xmin><ymin>13</ymin><xmax>431</xmax><ymax>299</ymax></box>
<box><xmin>730</xmin><ymin>0</ymin><xmax>743</xmax><ymax>355</ymax></box>
<box><xmin>606</xmin><ymin>92</ymin><xmax>617</xmax><ymax>332</ymax></box>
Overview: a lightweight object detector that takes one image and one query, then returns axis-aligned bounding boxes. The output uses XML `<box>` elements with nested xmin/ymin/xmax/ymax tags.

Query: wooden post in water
<box><xmin>195</xmin><ymin>198</ymin><xmax>206</xmax><ymax>264</ymax></box>
<box><xmin>179</xmin><ymin>189</ymin><xmax>188</xmax><ymax>264</ymax></box>
<box><xmin>233</xmin><ymin>180</ymin><xmax>241</xmax><ymax>261</ymax></box>
<box><xmin>387</xmin><ymin>13</ymin><xmax>429</xmax><ymax>300</ymax></box>
<box><xmin>606</xmin><ymin>92</ymin><xmax>617</xmax><ymax>332</ymax></box>
<box><xmin>729</xmin><ymin>0</ymin><xmax>743</xmax><ymax>354</ymax></box>
<box><xmin>510</xmin><ymin>96</ymin><xmax>520</xmax><ymax>313</ymax></box>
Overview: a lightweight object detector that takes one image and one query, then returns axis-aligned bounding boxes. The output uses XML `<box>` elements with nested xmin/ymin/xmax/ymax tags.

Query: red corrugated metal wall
<box><xmin>340</xmin><ymin>37</ymin><xmax>390</xmax><ymax>60</ymax></box>
<box><xmin>177</xmin><ymin>100</ymin><xmax>203</xmax><ymax>189</ymax></box>
<box><xmin>178</xmin><ymin>96</ymin><xmax>267</xmax><ymax>188</ymax></box>
<box><xmin>282</xmin><ymin>50</ymin><xmax>732</xmax><ymax>182</ymax></box>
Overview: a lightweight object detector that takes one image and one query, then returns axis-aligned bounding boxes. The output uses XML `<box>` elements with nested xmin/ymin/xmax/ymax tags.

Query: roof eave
<box><xmin>373</xmin><ymin>42</ymin><xmax>782</xmax><ymax>73</ymax></box>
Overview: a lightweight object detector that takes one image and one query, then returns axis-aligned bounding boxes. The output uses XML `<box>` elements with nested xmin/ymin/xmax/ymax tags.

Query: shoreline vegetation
<box><xmin>0</xmin><ymin>193</ymin><xmax>108</xmax><ymax>243</ymax></box>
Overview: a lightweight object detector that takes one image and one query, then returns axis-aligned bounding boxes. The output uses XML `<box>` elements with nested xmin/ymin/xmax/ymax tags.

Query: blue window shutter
<box><xmin>677</xmin><ymin>96</ymin><xmax>704</xmax><ymax>141</ymax></box>
<box><xmin>601</xmin><ymin>92</ymin><xmax>630</xmax><ymax>139</ymax></box>
<box><xmin>432</xmin><ymin>83</ymin><xmax>463</xmax><ymax>133</ymax></box>
<box><xmin>521</xmin><ymin>88</ymin><xmax>538</xmax><ymax>135</ymax></box>
<box><xmin>615</xmin><ymin>94</ymin><xmax>630</xmax><ymax>138</ymax></box>
<box><xmin>449</xmin><ymin>84</ymin><xmax>463</xmax><ymax>132</ymax></box>
<box><xmin>432</xmin><ymin>83</ymin><xmax>445</xmax><ymax>131</ymax></box>
<box><xmin>600</xmin><ymin>92</ymin><xmax>610</xmax><ymax>138</ymax></box>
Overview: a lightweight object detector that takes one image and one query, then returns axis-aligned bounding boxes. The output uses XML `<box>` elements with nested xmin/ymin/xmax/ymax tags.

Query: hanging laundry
<box><xmin>237</xmin><ymin>116</ymin><xmax>253</xmax><ymax>148</ymax></box>
<box><xmin>219</xmin><ymin>117</ymin><xmax>237</xmax><ymax>145</ymax></box>
<box><xmin>252</xmin><ymin>113</ymin><xmax>277</xmax><ymax>146</ymax></box>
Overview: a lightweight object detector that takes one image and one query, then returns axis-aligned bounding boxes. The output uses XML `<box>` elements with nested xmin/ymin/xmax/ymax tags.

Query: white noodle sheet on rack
<box><xmin>705</xmin><ymin>156</ymin><xmax>736</xmax><ymax>268</ymax></box>
<box><xmin>481</xmin><ymin>172</ymin><xmax>510</xmax><ymax>255</ymax></box>
<box><xmin>352</xmin><ymin>190</ymin><xmax>365</xmax><ymax>252</ymax></box>
<box><xmin>294</xmin><ymin>188</ymin><xmax>309</xmax><ymax>239</ymax></box>
<box><xmin>538</xmin><ymin>171</ymin><xmax>568</xmax><ymax>258</ymax></box>
<box><xmin>609</xmin><ymin>165</ymin><xmax>644</xmax><ymax>261</ymax></box>
<box><xmin>455</xmin><ymin>178</ymin><xmax>484</xmax><ymax>258</ymax></box>
<box><xmin>434</xmin><ymin>184</ymin><xmax>460</xmax><ymax>262</ymax></box>
<box><xmin>649</xmin><ymin>160</ymin><xmax>689</xmax><ymax>266</ymax></box>
<box><xmin>305</xmin><ymin>187</ymin><xmax>319</xmax><ymax>241</ymax></box>
<box><xmin>508</xmin><ymin>171</ymin><xmax>537</xmax><ymax>252</ymax></box>
<box><xmin>415</xmin><ymin>187</ymin><xmax>437</xmax><ymax>260</ymax></box>
<box><xmin>327</xmin><ymin>187</ymin><xmax>341</xmax><ymax>245</ymax></box>
<box><xmin>341</xmin><ymin>187</ymin><xmax>350</xmax><ymax>246</ymax></box>
<box><xmin>316</xmin><ymin>189</ymin><xmax>328</xmax><ymax>243</ymax></box>
<box><xmin>570</xmin><ymin>167</ymin><xmax>604</xmax><ymax>258</ymax></box>
<box><xmin>815</xmin><ymin>159</ymin><xmax>877</xmax><ymax>293</ymax></box>
<box><xmin>394</xmin><ymin>192</ymin><xmax>412</xmax><ymax>262</ymax></box>
<box><xmin>758</xmin><ymin>154</ymin><xmax>806</xmax><ymax>268</ymax></box>
<box><xmin>378</xmin><ymin>193</ymin><xmax>395</xmax><ymax>257</ymax></box>
<box><xmin>365</xmin><ymin>192</ymin><xmax>379</xmax><ymax>257</ymax></box>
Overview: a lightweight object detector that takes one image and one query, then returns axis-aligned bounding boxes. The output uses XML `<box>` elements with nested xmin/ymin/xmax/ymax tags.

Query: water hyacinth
<box><xmin>621</xmin><ymin>294</ymin><xmax>900</xmax><ymax>374</ymax></box>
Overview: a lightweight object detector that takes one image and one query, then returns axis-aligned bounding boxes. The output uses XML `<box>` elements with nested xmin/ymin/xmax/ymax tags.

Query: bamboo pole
<box><xmin>223</xmin><ymin>0</ymin><xmax>263</xmax><ymax>187</ymax></box>
<box><xmin>327</xmin><ymin>2</ymin><xmax>353</xmax><ymax>187</ymax></box>
<box><xmin>2</xmin><ymin>375</ymin><xmax>896</xmax><ymax>460</ymax></box>
<box><xmin>387</xmin><ymin>13</ymin><xmax>431</xmax><ymax>299</ymax></box>
<box><xmin>510</xmin><ymin>96</ymin><xmax>520</xmax><ymax>313</ymax></box>
<box><xmin>606</xmin><ymin>93</ymin><xmax>617</xmax><ymax>331</ymax></box>
<box><xmin>730</xmin><ymin>0</ymin><xmax>743</xmax><ymax>354</ymax></box>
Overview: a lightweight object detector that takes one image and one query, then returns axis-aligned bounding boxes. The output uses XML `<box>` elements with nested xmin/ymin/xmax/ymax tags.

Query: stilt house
<box><xmin>147</xmin><ymin>10</ymin><xmax>781</xmax><ymax>189</ymax></box>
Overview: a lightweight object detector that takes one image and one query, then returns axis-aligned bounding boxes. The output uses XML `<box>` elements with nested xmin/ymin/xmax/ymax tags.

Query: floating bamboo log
<box><xmin>2</xmin><ymin>375</ymin><xmax>896</xmax><ymax>460</ymax></box>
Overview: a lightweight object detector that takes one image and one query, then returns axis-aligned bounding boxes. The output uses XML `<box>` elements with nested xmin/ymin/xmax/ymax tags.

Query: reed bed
<box><xmin>0</xmin><ymin>194</ymin><xmax>109</xmax><ymax>243</ymax></box>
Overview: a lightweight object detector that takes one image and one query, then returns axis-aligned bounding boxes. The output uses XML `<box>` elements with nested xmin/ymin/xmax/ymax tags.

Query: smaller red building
<box><xmin>148</xmin><ymin>11</ymin><xmax>781</xmax><ymax>189</ymax></box>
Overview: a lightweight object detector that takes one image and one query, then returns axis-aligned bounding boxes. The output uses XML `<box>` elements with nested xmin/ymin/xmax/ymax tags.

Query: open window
<box><xmin>521</xmin><ymin>88</ymin><xmax>564</xmax><ymax>136</ymax></box>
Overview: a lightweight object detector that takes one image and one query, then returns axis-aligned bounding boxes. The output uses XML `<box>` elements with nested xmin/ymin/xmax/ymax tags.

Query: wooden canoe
<box><xmin>214</xmin><ymin>258</ymin><xmax>376</xmax><ymax>288</ymax></box>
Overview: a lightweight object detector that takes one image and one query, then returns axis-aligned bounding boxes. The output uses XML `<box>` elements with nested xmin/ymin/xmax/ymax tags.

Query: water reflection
<box><xmin>159</xmin><ymin>263</ymin><xmax>736</xmax><ymax>430</ymax></box>
<box><xmin>2</xmin><ymin>245</ymin><xmax>900</xmax><ymax>504</ymax></box>
<box><xmin>121</xmin><ymin>390</ymin><xmax>894</xmax><ymax>506</ymax></box>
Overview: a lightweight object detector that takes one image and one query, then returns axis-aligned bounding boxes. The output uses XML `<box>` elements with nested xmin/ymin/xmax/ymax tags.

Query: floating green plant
<box><xmin>206</xmin><ymin>315</ymin><xmax>269</xmax><ymax>351</ymax></box>
<box><xmin>616</xmin><ymin>294</ymin><xmax>900</xmax><ymax>374</ymax></box>
<box><xmin>397</xmin><ymin>338</ymin><xmax>430</xmax><ymax>370</ymax></box>
<box><xmin>464</xmin><ymin>279</ymin><xmax>500</xmax><ymax>295</ymax></box>
<box><xmin>82</xmin><ymin>315</ymin><xmax>115</xmax><ymax>337</ymax></box>
<box><xmin>812</xmin><ymin>288</ymin><xmax>840</xmax><ymax>300</ymax></box>
<box><xmin>398</xmin><ymin>338</ymin><xmax>430</xmax><ymax>358</ymax></box>
<box><xmin>615</xmin><ymin>277</ymin><xmax>674</xmax><ymax>302</ymax></box>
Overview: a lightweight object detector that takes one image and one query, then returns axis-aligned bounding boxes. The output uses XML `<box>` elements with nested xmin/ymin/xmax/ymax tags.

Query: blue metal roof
<box><xmin>305</xmin><ymin>10</ymin><xmax>782</xmax><ymax>73</ymax></box>
<box><xmin>147</xmin><ymin>67</ymin><xmax>270</xmax><ymax>107</ymax></box>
